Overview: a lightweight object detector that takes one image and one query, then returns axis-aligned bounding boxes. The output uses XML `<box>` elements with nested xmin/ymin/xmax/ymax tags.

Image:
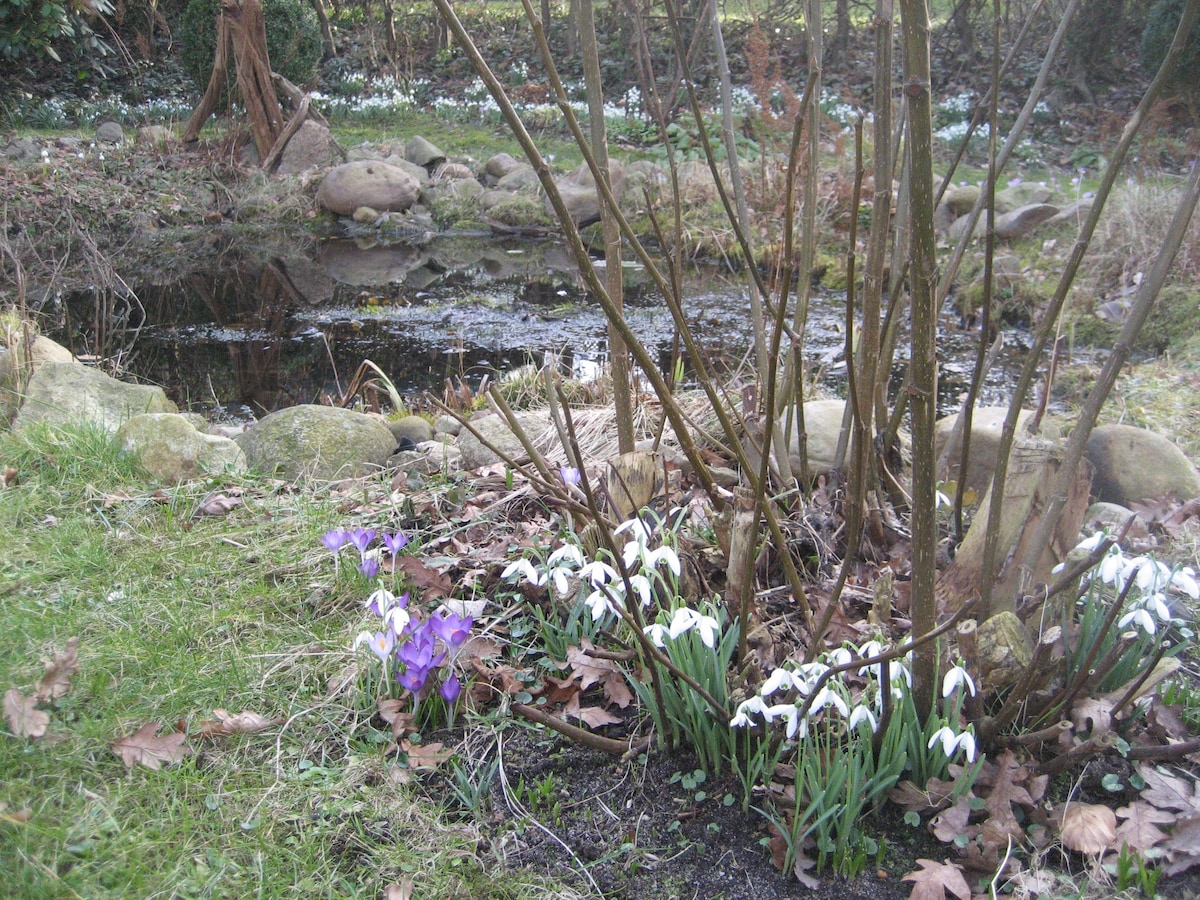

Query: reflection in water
<box><xmin>44</xmin><ymin>232</ymin><xmax>1028</xmax><ymax>419</ymax></box>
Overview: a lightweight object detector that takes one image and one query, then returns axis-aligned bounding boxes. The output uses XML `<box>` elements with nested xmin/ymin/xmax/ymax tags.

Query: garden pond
<box><xmin>35</xmin><ymin>231</ymin><xmax>1032</xmax><ymax>420</ymax></box>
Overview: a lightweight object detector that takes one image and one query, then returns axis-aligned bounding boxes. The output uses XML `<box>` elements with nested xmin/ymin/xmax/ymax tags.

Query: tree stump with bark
<box><xmin>939</xmin><ymin>436</ymin><xmax>1092</xmax><ymax>619</ymax></box>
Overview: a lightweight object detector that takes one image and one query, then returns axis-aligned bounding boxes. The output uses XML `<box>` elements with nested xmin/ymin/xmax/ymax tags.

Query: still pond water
<box><xmin>43</xmin><ymin>231</ymin><xmax>1027</xmax><ymax>420</ymax></box>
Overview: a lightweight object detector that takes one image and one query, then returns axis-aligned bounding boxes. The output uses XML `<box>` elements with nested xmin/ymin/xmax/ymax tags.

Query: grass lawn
<box><xmin>0</xmin><ymin>422</ymin><xmax>565</xmax><ymax>899</ymax></box>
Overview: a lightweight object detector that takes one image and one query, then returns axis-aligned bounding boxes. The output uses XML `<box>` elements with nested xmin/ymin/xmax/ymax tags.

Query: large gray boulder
<box><xmin>115</xmin><ymin>413</ymin><xmax>246</xmax><ymax>483</ymax></box>
<box><xmin>994</xmin><ymin>203</ymin><xmax>1061</xmax><ymax>240</ymax></box>
<box><xmin>0</xmin><ymin>335</ymin><xmax>75</xmax><ymax>422</ymax></box>
<box><xmin>935</xmin><ymin>406</ymin><xmax>1034</xmax><ymax>495</ymax></box>
<box><xmin>482</xmin><ymin>152</ymin><xmax>525</xmax><ymax>185</ymax></box>
<box><xmin>994</xmin><ymin>182</ymin><xmax>1053</xmax><ymax>212</ymax></box>
<box><xmin>457</xmin><ymin>411</ymin><xmax>551</xmax><ymax>470</ymax></box>
<box><xmin>550</xmin><ymin>161</ymin><xmax>627</xmax><ymax>227</ymax></box>
<box><xmin>235</xmin><ymin>404</ymin><xmax>397</xmax><ymax>482</ymax></box>
<box><xmin>317</xmin><ymin>161</ymin><xmax>421</xmax><ymax>216</ymax></box>
<box><xmin>14</xmin><ymin>361</ymin><xmax>176</xmax><ymax>433</ymax></box>
<box><xmin>276</xmin><ymin>120</ymin><xmax>339</xmax><ymax>175</ymax></box>
<box><xmin>1086</xmin><ymin>424</ymin><xmax>1200</xmax><ymax>506</ymax></box>
<box><xmin>743</xmin><ymin>399</ymin><xmax>849</xmax><ymax>479</ymax></box>
<box><xmin>405</xmin><ymin>135</ymin><xmax>446</xmax><ymax>170</ymax></box>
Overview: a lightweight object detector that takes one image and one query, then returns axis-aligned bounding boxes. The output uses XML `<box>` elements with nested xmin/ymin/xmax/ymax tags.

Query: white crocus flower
<box><xmin>502</xmin><ymin>558</ymin><xmax>547</xmax><ymax>586</ymax></box>
<box><xmin>942</xmin><ymin>664</ymin><xmax>977</xmax><ymax>698</ymax></box>
<box><xmin>928</xmin><ymin>726</ymin><xmax>978</xmax><ymax>762</ymax></box>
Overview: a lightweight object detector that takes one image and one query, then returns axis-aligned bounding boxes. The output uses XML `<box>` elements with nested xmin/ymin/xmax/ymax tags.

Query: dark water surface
<box><xmin>40</xmin><ymin>232</ymin><xmax>1028</xmax><ymax>420</ymax></box>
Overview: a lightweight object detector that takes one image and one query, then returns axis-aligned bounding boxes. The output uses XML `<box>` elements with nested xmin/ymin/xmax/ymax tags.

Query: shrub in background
<box><xmin>1141</xmin><ymin>0</ymin><xmax>1200</xmax><ymax>98</ymax></box>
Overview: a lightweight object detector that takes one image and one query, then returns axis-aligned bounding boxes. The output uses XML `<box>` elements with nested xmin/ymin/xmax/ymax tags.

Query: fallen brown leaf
<box><xmin>110</xmin><ymin>722</ymin><xmax>192</xmax><ymax>771</ymax></box>
<box><xmin>567</xmin><ymin>640</ymin><xmax>634</xmax><ymax>709</ymax></box>
<box><xmin>35</xmin><ymin>636</ymin><xmax>79</xmax><ymax>702</ymax></box>
<box><xmin>390</xmin><ymin>556</ymin><xmax>453</xmax><ymax>600</ymax></box>
<box><xmin>901</xmin><ymin>858</ymin><xmax>971</xmax><ymax>900</ymax></box>
<box><xmin>402</xmin><ymin>740</ymin><xmax>453</xmax><ymax>770</ymax></box>
<box><xmin>1115</xmin><ymin>800</ymin><xmax>1173</xmax><ymax>853</ymax></box>
<box><xmin>564</xmin><ymin>693</ymin><xmax>621</xmax><ymax>728</ymax></box>
<box><xmin>193</xmin><ymin>708</ymin><xmax>281</xmax><ymax>738</ymax></box>
<box><xmin>195</xmin><ymin>492</ymin><xmax>243</xmax><ymax>517</ymax></box>
<box><xmin>1060</xmin><ymin>803</ymin><xmax>1117</xmax><ymax>855</ymax></box>
<box><xmin>1138</xmin><ymin>763</ymin><xmax>1198</xmax><ymax>813</ymax></box>
<box><xmin>1163</xmin><ymin>814</ymin><xmax>1200</xmax><ymax>876</ymax></box>
<box><xmin>384</xmin><ymin>879</ymin><xmax>414</xmax><ymax>900</ymax></box>
<box><xmin>4</xmin><ymin>688</ymin><xmax>50</xmax><ymax>739</ymax></box>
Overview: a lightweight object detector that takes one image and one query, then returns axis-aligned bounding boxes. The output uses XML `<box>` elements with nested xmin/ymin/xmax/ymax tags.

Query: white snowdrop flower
<box><xmin>1119</xmin><ymin>607</ymin><xmax>1157</xmax><ymax>635</ymax></box>
<box><xmin>1075</xmin><ymin>531</ymin><xmax>1107</xmax><ymax>553</ymax></box>
<box><xmin>1099</xmin><ymin>548</ymin><xmax>1126</xmax><ymax>584</ymax></box>
<box><xmin>810</xmin><ymin>685</ymin><xmax>849</xmax><ymax>718</ymax></box>
<box><xmin>694</xmin><ymin>614</ymin><xmax>720</xmax><ymax>649</ymax></box>
<box><xmin>942</xmin><ymin>664</ymin><xmax>977</xmax><ymax>698</ymax></box>
<box><xmin>628</xmin><ymin>574</ymin><xmax>653</xmax><ymax>607</ymax></box>
<box><xmin>383</xmin><ymin>605</ymin><xmax>410</xmax><ymax>635</ymax></box>
<box><xmin>928</xmin><ymin>726</ymin><xmax>977</xmax><ymax>762</ymax></box>
<box><xmin>848</xmin><ymin>704</ymin><xmax>878</xmax><ymax>732</ymax></box>
<box><xmin>352</xmin><ymin>630</ymin><xmax>374</xmax><ymax>651</ymax></box>
<box><xmin>644</xmin><ymin>545</ymin><xmax>682</xmax><ymax>577</ymax></box>
<box><xmin>1172</xmin><ymin>567</ymin><xmax>1199</xmax><ymax>600</ymax></box>
<box><xmin>730</xmin><ymin>696</ymin><xmax>766</xmax><ymax>728</ymax></box>
<box><xmin>584</xmin><ymin>587</ymin><xmax>617</xmax><ymax>621</ymax></box>
<box><xmin>760</xmin><ymin>667</ymin><xmax>793</xmax><ymax>697</ymax></box>
<box><xmin>826</xmin><ymin>647</ymin><xmax>853</xmax><ymax>668</ymax></box>
<box><xmin>579</xmin><ymin>560</ymin><xmax>619</xmax><ymax>588</ymax></box>
<box><xmin>765</xmin><ymin>703</ymin><xmax>804</xmax><ymax>739</ymax></box>
<box><xmin>669</xmin><ymin>606</ymin><xmax>699</xmax><ymax>640</ymax></box>
<box><xmin>644</xmin><ymin>622</ymin><xmax>669</xmax><ymax>648</ymax></box>
<box><xmin>1146</xmin><ymin>592</ymin><xmax>1174</xmax><ymax>623</ymax></box>
<box><xmin>502</xmin><ymin>557</ymin><xmax>547</xmax><ymax>587</ymax></box>
<box><xmin>547</xmin><ymin>543</ymin><xmax>584</xmax><ymax>568</ymax></box>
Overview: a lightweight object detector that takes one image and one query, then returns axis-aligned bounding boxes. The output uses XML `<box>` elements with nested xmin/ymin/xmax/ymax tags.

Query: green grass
<box><xmin>0</xmin><ymin>422</ymin><xmax>565</xmax><ymax>899</ymax></box>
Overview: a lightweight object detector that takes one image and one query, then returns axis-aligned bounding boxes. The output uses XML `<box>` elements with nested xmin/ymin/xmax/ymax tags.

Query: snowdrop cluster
<box><xmin>730</xmin><ymin>642</ymin><xmax>979</xmax><ymax>763</ymax></box>
<box><xmin>502</xmin><ymin>516</ymin><xmax>683</xmax><ymax>622</ymax></box>
<box><xmin>1060</xmin><ymin>532</ymin><xmax>1198</xmax><ymax>637</ymax></box>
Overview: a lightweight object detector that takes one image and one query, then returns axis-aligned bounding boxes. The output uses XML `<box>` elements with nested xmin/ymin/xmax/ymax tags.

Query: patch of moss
<box><xmin>1066</xmin><ymin>285</ymin><xmax>1200</xmax><ymax>356</ymax></box>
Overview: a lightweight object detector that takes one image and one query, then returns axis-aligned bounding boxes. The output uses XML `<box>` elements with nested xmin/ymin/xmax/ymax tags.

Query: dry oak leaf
<box><xmin>1060</xmin><ymin>803</ymin><xmax>1117</xmax><ymax>855</ymax></box>
<box><xmin>4</xmin><ymin>688</ymin><xmax>50</xmax><ymax>739</ymax></box>
<box><xmin>566</xmin><ymin>640</ymin><xmax>634</xmax><ymax>709</ymax></box>
<box><xmin>110</xmin><ymin>722</ymin><xmax>192</xmax><ymax>771</ymax></box>
<box><xmin>901</xmin><ymin>858</ymin><xmax>971</xmax><ymax>900</ymax></box>
<box><xmin>384</xmin><ymin>880</ymin><xmax>414</xmax><ymax>900</ymax></box>
<box><xmin>930</xmin><ymin>796</ymin><xmax>973</xmax><ymax>844</ymax></box>
<box><xmin>193</xmin><ymin>709</ymin><xmax>281</xmax><ymax>738</ymax></box>
<box><xmin>390</xmin><ymin>556</ymin><xmax>453</xmax><ymax>601</ymax></box>
<box><xmin>195</xmin><ymin>492</ymin><xmax>242</xmax><ymax>517</ymax></box>
<box><xmin>1115</xmin><ymin>800</ymin><xmax>1174</xmax><ymax>853</ymax></box>
<box><xmin>1137</xmin><ymin>762</ymin><xmax>1198</xmax><ymax>813</ymax></box>
<box><xmin>564</xmin><ymin>693</ymin><xmax>621</xmax><ymax>728</ymax></box>
<box><xmin>1162</xmin><ymin>814</ymin><xmax>1200</xmax><ymax>877</ymax></box>
<box><xmin>401</xmin><ymin>739</ymin><xmax>453</xmax><ymax>770</ymax></box>
<box><xmin>35</xmin><ymin>636</ymin><xmax>79</xmax><ymax>702</ymax></box>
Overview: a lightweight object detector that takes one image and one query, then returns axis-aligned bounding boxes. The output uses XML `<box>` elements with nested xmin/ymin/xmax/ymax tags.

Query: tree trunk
<box><xmin>310</xmin><ymin>0</ymin><xmax>337</xmax><ymax>59</ymax></box>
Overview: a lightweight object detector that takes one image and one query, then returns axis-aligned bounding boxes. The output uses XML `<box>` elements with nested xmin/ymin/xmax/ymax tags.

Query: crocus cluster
<box><xmin>323</xmin><ymin>527</ymin><xmax>409</xmax><ymax>578</ymax></box>
<box><xmin>353</xmin><ymin>587</ymin><xmax>473</xmax><ymax>709</ymax></box>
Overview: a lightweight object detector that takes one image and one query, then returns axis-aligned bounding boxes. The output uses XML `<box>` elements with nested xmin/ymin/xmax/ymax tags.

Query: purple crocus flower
<box><xmin>560</xmin><ymin>465</ymin><xmax>581</xmax><ymax>487</ymax></box>
<box><xmin>358</xmin><ymin>558</ymin><xmax>380</xmax><ymax>579</ymax></box>
<box><xmin>382</xmin><ymin>531</ymin><xmax>409</xmax><ymax>556</ymax></box>
<box><xmin>431</xmin><ymin>610</ymin><xmax>473</xmax><ymax>649</ymax></box>
<box><xmin>366</xmin><ymin>588</ymin><xmax>397</xmax><ymax>618</ymax></box>
<box><xmin>440</xmin><ymin>672</ymin><xmax>461</xmax><ymax>703</ymax></box>
<box><xmin>321</xmin><ymin>529</ymin><xmax>350</xmax><ymax>552</ymax></box>
<box><xmin>397</xmin><ymin>664</ymin><xmax>429</xmax><ymax>694</ymax></box>
<box><xmin>349</xmin><ymin>528</ymin><xmax>377</xmax><ymax>554</ymax></box>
